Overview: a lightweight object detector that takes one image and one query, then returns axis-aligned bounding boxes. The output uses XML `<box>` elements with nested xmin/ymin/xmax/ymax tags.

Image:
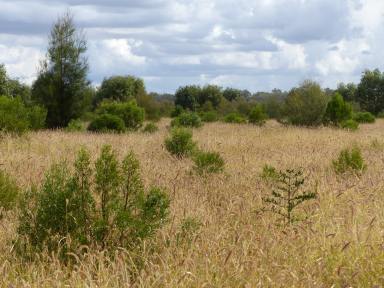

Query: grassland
<box><xmin>1</xmin><ymin>119</ymin><xmax>384</xmax><ymax>287</ymax></box>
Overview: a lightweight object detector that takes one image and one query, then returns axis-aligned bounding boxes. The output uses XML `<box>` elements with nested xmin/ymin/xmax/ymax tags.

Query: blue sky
<box><xmin>0</xmin><ymin>0</ymin><xmax>383</xmax><ymax>93</ymax></box>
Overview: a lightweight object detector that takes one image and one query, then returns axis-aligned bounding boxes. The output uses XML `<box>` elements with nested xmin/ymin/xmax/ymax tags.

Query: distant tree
<box><xmin>175</xmin><ymin>85</ymin><xmax>201</xmax><ymax>111</ymax></box>
<box><xmin>223</xmin><ymin>88</ymin><xmax>241</xmax><ymax>102</ymax></box>
<box><xmin>356</xmin><ymin>69</ymin><xmax>384</xmax><ymax>115</ymax></box>
<box><xmin>0</xmin><ymin>64</ymin><xmax>8</xmax><ymax>96</ymax></box>
<box><xmin>31</xmin><ymin>12</ymin><xmax>90</xmax><ymax>128</ymax></box>
<box><xmin>0</xmin><ymin>64</ymin><xmax>31</xmax><ymax>103</ymax></box>
<box><xmin>336</xmin><ymin>83</ymin><xmax>356</xmax><ymax>102</ymax></box>
<box><xmin>323</xmin><ymin>93</ymin><xmax>352</xmax><ymax>126</ymax></box>
<box><xmin>199</xmin><ymin>85</ymin><xmax>223</xmax><ymax>108</ymax></box>
<box><xmin>94</xmin><ymin>75</ymin><xmax>146</xmax><ymax>105</ymax></box>
<box><xmin>284</xmin><ymin>80</ymin><xmax>328</xmax><ymax>126</ymax></box>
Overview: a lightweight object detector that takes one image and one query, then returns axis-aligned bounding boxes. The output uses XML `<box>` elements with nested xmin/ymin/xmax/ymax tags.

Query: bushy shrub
<box><xmin>65</xmin><ymin>119</ymin><xmax>84</xmax><ymax>132</ymax></box>
<box><xmin>17</xmin><ymin>146</ymin><xmax>170</xmax><ymax>257</ymax></box>
<box><xmin>192</xmin><ymin>151</ymin><xmax>225</xmax><ymax>174</ymax></box>
<box><xmin>165</xmin><ymin>128</ymin><xmax>196</xmax><ymax>158</ymax></box>
<box><xmin>0</xmin><ymin>170</ymin><xmax>19</xmax><ymax>213</ymax></box>
<box><xmin>260</xmin><ymin>164</ymin><xmax>278</xmax><ymax>181</ymax></box>
<box><xmin>142</xmin><ymin>122</ymin><xmax>159</xmax><ymax>133</ymax></box>
<box><xmin>333</xmin><ymin>146</ymin><xmax>366</xmax><ymax>174</ymax></box>
<box><xmin>323</xmin><ymin>93</ymin><xmax>352</xmax><ymax>126</ymax></box>
<box><xmin>199</xmin><ymin>111</ymin><xmax>218</xmax><ymax>122</ymax></box>
<box><xmin>171</xmin><ymin>112</ymin><xmax>202</xmax><ymax>128</ymax></box>
<box><xmin>88</xmin><ymin>114</ymin><xmax>126</xmax><ymax>133</ymax></box>
<box><xmin>340</xmin><ymin>119</ymin><xmax>359</xmax><ymax>131</ymax></box>
<box><xmin>224</xmin><ymin>112</ymin><xmax>247</xmax><ymax>124</ymax></box>
<box><xmin>353</xmin><ymin>112</ymin><xmax>375</xmax><ymax>123</ymax></box>
<box><xmin>171</xmin><ymin>105</ymin><xmax>184</xmax><ymax>118</ymax></box>
<box><xmin>283</xmin><ymin>80</ymin><xmax>328</xmax><ymax>126</ymax></box>
<box><xmin>96</xmin><ymin>100</ymin><xmax>144</xmax><ymax>130</ymax></box>
<box><xmin>0</xmin><ymin>96</ymin><xmax>46</xmax><ymax>134</ymax></box>
<box><xmin>248</xmin><ymin>104</ymin><xmax>267</xmax><ymax>126</ymax></box>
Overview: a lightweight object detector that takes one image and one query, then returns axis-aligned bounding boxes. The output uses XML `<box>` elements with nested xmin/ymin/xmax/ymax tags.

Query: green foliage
<box><xmin>353</xmin><ymin>112</ymin><xmax>375</xmax><ymax>123</ymax></box>
<box><xmin>261</xmin><ymin>169</ymin><xmax>317</xmax><ymax>225</ymax></box>
<box><xmin>31</xmin><ymin>12</ymin><xmax>90</xmax><ymax>128</ymax></box>
<box><xmin>142</xmin><ymin>122</ymin><xmax>159</xmax><ymax>133</ymax></box>
<box><xmin>199</xmin><ymin>111</ymin><xmax>219</xmax><ymax>122</ymax></box>
<box><xmin>332</xmin><ymin>146</ymin><xmax>366</xmax><ymax>175</ymax></box>
<box><xmin>96</xmin><ymin>100</ymin><xmax>144</xmax><ymax>130</ymax></box>
<box><xmin>356</xmin><ymin>69</ymin><xmax>384</xmax><ymax>115</ymax></box>
<box><xmin>0</xmin><ymin>170</ymin><xmax>19</xmax><ymax>212</ymax></box>
<box><xmin>171</xmin><ymin>105</ymin><xmax>185</xmax><ymax>118</ymax></box>
<box><xmin>165</xmin><ymin>128</ymin><xmax>196</xmax><ymax>158</ymax></box>
<box><xmin>65</xmin><ymin>119</ymin><xmax>85</xmax><ymax>132</ymax></box>
<box><xmin>88</xmin><ymin>114</ymin><xmax>126</xmax><ymax>133</ymax></box>
<box><xmin>340</xmin><ymin>119</ymin><xmax>359</xmax><ymax>131</ymax></box>
<box><xmin>17</xmin><ymin>146</ymin><xmax>170</xmax><ymax>256</ymax></box>
<box><xmin>175</xmin><ymin>85</ymin><xmax>223</xmax><ymax>111</ymax></box>
<box><xmin>171</xmin><ymin>112</ymin><xmax>202</xmax><ymax>128</ymax></box>
<box><xmin>260</xmin><ymin>164</ymin><xmax>278</xmax><ymax>181</ymax></box>
<box><xmin>192</xmin><ymin>151</ymin><xmax>225</xmax><ymax>175</ymax></box>
<box><xmin>176</xmin><ymin>217</ymin><xmax>202</xmax><ymax>245</ymax></box>
<box><xmin>248</xmin><ymin>104</ymin><xmax>267</xmax><ymax>126</ymax></box>
<box><xmin>224</xmin><ymin>112</ymin><xmax>247</xmax><ymax>124</ymax></box>
<box><xmin>223</xmin><ymin>88</ymin><xmax>241</xmax><ymax>102</ymax></box>
<box><xmin>323</xmin><ymin>93</ymin><xmax>352</xmax><ymax>126</ymax></box>
<box><xmin>284</xmin><ymin>80</ymin><xmax>328</xmax><ymax>126</ymax></box>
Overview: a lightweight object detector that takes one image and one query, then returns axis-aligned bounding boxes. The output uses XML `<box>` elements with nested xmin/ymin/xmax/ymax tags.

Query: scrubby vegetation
<box><xmin>332</xmin><ymin>146</ymin><xmax>366</xmax><ymax>174</ymax></box>
<box><xmin>165</xmin><ymin>128</ymin><xmax>196</xmax><ymax>158</ymax></box>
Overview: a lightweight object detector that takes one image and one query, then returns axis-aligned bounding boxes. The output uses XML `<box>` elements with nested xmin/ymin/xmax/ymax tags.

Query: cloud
<box><xmin>0</xmin><ymin>0</ymin><xmax>383</xmax><ymax>92</ymax></box>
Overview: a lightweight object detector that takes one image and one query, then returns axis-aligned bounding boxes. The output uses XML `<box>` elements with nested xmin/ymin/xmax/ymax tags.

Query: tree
<box><xmin>175</xmin><ymin>85</ymin><xmax>201</xmax><ymax>111</ymax></box>
<box><xmin>199</xmin><ymin>85</ymin><xmax>223</xmax><ymax>109</ymax></box>
<box><xmin>356</xmin><ymin>69</ymin><xmax>384</xmax><ymax>115</ymax></box>
<box><xmin>31</xmin><ymin>12</ymin><xmax>90</xmax><ymax>128</ymax></box>
<box><xmin>323</xmin><ymin>93</ymin><xmax>352</xmax><ymax>126</ymax></box>
<box><xmin>94</xmin><ymin>75</ymin><xmax>146</xmax><ymax>105</ymax></box>
<box><xmin>336</xmin><ymin>82</ymin><xmax>356</xmax><ymax>102</ymax></box>
<box><xmin>248</xmin><ymin>104</ymin><xmax>267</xmax><ymax>126</ymax></box>
<box><xmin>283</xmin><ymin>80</ymin><xmax>328</xmax><ymax>126</ymax></box>
<box><xmin>223</xmin><ymin>88</ymin><xmax>241</xmax><ymax>102</ymax></box>
<box><xmin>0</xmin><ymin>64</ymin><xmax>31</xmax><ymax>103</ymax></box>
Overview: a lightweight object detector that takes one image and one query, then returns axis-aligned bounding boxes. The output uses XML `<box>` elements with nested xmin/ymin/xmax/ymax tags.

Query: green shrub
<box><xmin>224</xmin><ymin>112</ymin><xmax>247</xmax><ymax>124</ymax></box>
<box><xmin>340</xmin><ymin>119</ymin><xmax>359</xmax><ymax>131</ymax></box>
<box><xmin>27</xmin><ymin>105</ymin><xmax>47</xmax><ymax>130</ymax></box>
<box><xmin>88</xmin><ymin>114</ymin><xmax>126</xmax><ymax>133</ymax></box>
<box><xmin>193</xmin><ymin>151</ymin><xmax>225</xmax><ymax>174</ymax></box>
<box><xmin>165</xmin><ymin>128</ymin><xmax>196</xmax><ymax>158</ymax></box>
<box><xmin>323</xmin><ymin>93</ymin><xmax>352</xmax><ymax>125</ymax></box>
<box><xmin>332</xmin><ymin>146</ymin><xmax>366</xmax><ymax>174</ymax></box>
<box><xmin>171</xmin><ymin>105</ymin><xmax>184</xmax><ymax>118</ymax></box>
<box><xmin>248</xmin><ymin>104</ymin><xmax>267</xmax><ymax>126</ymax></box>
<box><xmin>283</xmin><ymin>80</ymin><xmax>328</xmax><ymax>126</ymax></box>
<box><xmin>353</xmin><ymin>112</ymin><xmax>375</xmax><ymax>123</ymax></box>
<box><xmin>171</xmin><ymin>112</ymin><xmax>202</xmax><ymax>128</ymax></box>
<box><xmin>65</xmin><ymin>119</ymin><xmax>84</xmax><ymax>132</ymax></box>
<box><xmin>96</xmin><ymin>100</ymin><xmax>144</xmax><ymax>130</ymax></box>
<box><xmin>142</xmin><ymin>122</ymin><xmax>159</xmax><ymax>133</ymax></box>
<box><xmin>0</xmin><ymin>170</ymin><xmax>19</xmax><ymax>213</ymax></box>
<box><xmin>260</xmin><ymin>164</ymin><xmax>278</xmax><ymax>181</ymax></box>
<box><xmin>199</xmin><ymin>111</ymin><xmax>218</xmax><ymax>122</ymax></box>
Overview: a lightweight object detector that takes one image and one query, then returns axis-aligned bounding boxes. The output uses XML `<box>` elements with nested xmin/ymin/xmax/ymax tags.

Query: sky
<box><xmin>0</xmin><ymin>0</ymin><xmax>383</xmax><ymax>93</ymax></box>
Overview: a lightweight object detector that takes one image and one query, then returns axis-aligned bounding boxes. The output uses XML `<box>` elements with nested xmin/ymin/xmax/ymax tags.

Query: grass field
<box><xmin>1</xmin><ymin>119</ymin><xmax>384</xmax><ymax>287</ymax></box>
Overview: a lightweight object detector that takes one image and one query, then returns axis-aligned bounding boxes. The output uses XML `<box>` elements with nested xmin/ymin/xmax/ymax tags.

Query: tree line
<box><xmin>1</xmin><ymin>12</ymin><xmax>384</xmax><ymax>133</ymax></box>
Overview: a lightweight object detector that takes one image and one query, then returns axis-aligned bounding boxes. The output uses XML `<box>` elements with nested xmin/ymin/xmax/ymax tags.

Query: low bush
<box><xmin>340</xmin><ymin>119</ymin><xmax>359</xmax><ymax>131</ymax></box>
<box><xmin>27</xmin><ymin>105</ymin><xmax>47</xmax><ymax>131</ymax></box>
<box><xmin>96</xmin><ymin>100</ymin><xmax>144</xmax><ymax>131</ymax></box>
<box><xmin>165</xmin><ymin>128</ymin><xmax>196</xmax><ymax>158</ymax></box>
<box><xmin>323</xmin><ymin>93</ymin><xmax>352</xmax><ymax>126</ymax></box>
<box><xmin>224</xmin><ymin>113</ymin><xmax>247</xmax><ymax>124</ymax></box>
<box><xmin>171</xmin><ymin>112</ymin><xmax>202</xmax><ymax>128</ymax></box>
<box><xmin>248</xmin><ymin>104</ymin><xmax>267</xmax><ymax>126</ymax></box>
<box><xmin>353</xmin><ymin>112</ymin><xmax>375</xmax><ymax>123</ymax></box>
<box><xmin>199</xmin><ymin>111</ymin><xmax>219</xmax><ymax>122</ymax></box>
<box><xmin>88</xmin><ymin>114</ymin><xmax>126</xmax><ymax>133</ymax></box>
<box><xmin>65</xmin><ymin>119</ymin><xmax>85</xmax><ymax>132</ymax></box>
<box><xmin>0</xmin><ymin>170</ymin><xmax>19</xmax><ymax>213</ymax></box>
<box><xmin>332</xmin><ymin>146</ymin><xmax>366</xmax><ymax>174</ymax></box>
<box><xmin>142</xmin><ymin>122</ymin><xmax>159</xmax><ymax>133</ymax></box>
<box><xmin>260</xmin><ymin>164</ymin><xmax>278</xmax><ymax>181</ymax></box>
<box><xmin>193</xmin><ymin>151</ymin><xmax>225</xmax><ymax>174</ymax></box>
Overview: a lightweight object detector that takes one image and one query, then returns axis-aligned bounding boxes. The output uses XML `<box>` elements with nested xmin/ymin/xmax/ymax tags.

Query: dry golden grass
<box><xmin>1</xmin><ymin>119</ymin><xmax>384</xmax><ymax>287</ymax></box>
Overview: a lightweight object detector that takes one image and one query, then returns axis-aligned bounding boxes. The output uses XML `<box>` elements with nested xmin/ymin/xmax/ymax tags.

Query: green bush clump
<box><xmin>199</xmin><ymin>111</ymin><xmax>218</xmax><ymax>122</ymax></box>
<box><xmin>332</xmin><ymin>146</ymin><xmax>366</xmax><ymax>174</ymax></box>
<box><xmin>142</xmin><ymin>122</ymin><xmax>159</xmax><ymax>133</ymax></box>
<box><xmin>65</xmin><ymin>119</ymin><xmax>85</xmax><ymax>132</ymax></box>
<box><xmin>0</xmin><ymin>170</ymin><xmax>19</xmax><ymax>213</ymax></box>
<box><xmin>96</xmin><ymin>100</ymin><xmax>144</xmax><ymax>130</ymax></box>
<box><xmin>0</xmin><ymin>96</ymin><xmax>46</xmax><ymax>134</ymax></box>
<box><xmin>323</xmin><ymin>93</ymin><xmax>352</xmax><ymax>126</ymax></box>
<box><xmin>260</xmin><ymin>164</ymin><xmax>278</xmax><ymax>181</ymax></box>
<box><xmin>171</xmin><ymin>112</ymin><xmax>202</xmax><ymax>128</ymax></box>
<box><xmin>17</xmin><ymin>146</ymin><xmax>170</xmax><ymax>257</ymax></box>
<box><xmin>353</xmin><ymin>112</ymin><xmax>375</xmax><ymax>123</ymax></box>
<box><xmin>340</xmin><ymin>119</ymin><xmax>359</xmax><ymax>131</ymax></box>
<box><xmin>248</xmin><ymin>104</ymin><xmax>267</xmax><ymax>126</ymax></box>
<box><xmin>192</xmin><ymin>151</ymin><xmax>225</xmax><ymax>174</ymax></box>
<box><xmin>224</xmin><ymin>112</ymin><xmax>247</xmax><ymax>124</ymax></box>
<box><xmin>165</xmin><ymin>128</ymin><xmax>196</xmax><ymax>158</ymax></box>
<box><xmin>88</xmin><ymin>114</ymin><xmax>126</xmax><ymax>133</ymax></box>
